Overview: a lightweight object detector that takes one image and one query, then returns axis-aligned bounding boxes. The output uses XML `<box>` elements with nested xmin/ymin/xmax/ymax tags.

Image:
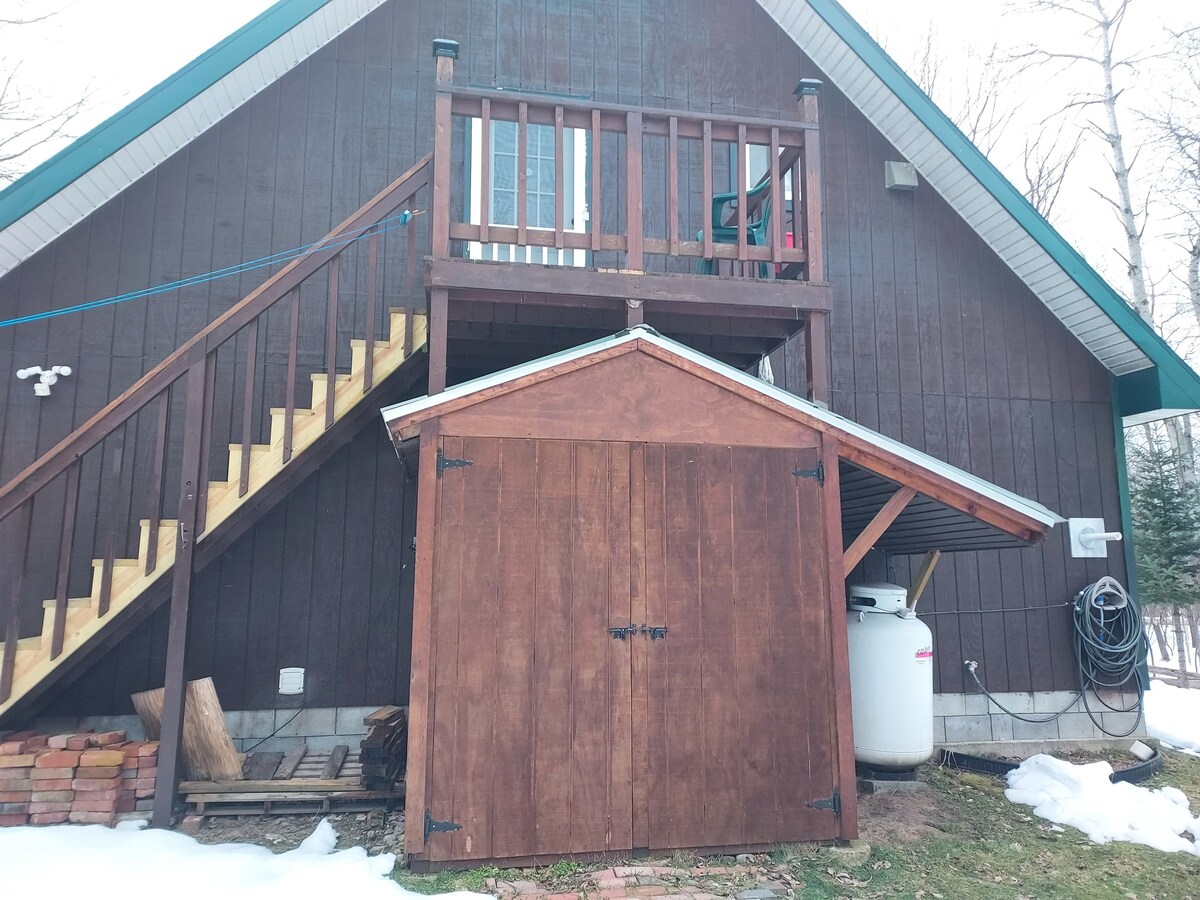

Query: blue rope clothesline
<box><xmin>0</xmin><ymin>210</ymin><xmax>421</xmax><ymax>331</ymax></box>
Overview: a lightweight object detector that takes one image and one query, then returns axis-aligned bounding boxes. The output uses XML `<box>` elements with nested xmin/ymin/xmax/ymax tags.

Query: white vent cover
<box><xmin>278</xmin><ymin>667</ymin><xmax>305</xmax><ymax>695</ymax></box>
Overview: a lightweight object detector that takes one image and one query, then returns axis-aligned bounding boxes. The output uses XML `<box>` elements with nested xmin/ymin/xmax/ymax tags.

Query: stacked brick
<box><xmin>0</xmin><ymin>729</ymin><xmax>158</xmax><ymax>827</ymax></box>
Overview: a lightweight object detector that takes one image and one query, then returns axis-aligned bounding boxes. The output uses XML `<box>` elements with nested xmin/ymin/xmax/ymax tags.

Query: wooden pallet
<box><xmin>181</xmin><ymin>742</ymin><xmax>402</xmax><ymax>816</ymax></box>
<box><xmin>187</xmin><ymin>789</ymin><xmax>404</xmax><ymax>816</ymax></box>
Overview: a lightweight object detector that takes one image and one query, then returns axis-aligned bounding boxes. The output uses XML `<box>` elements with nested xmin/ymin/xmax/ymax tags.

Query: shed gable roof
<box><xmin>382</xmin><ymin>327</ymin><xmax>1063</xmax><ymax>550</ymax></box>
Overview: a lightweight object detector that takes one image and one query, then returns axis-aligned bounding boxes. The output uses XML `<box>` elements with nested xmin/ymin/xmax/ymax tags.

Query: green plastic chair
<box><xmin>697</xmin><ymin>175</ymin><xmax>773</xmax><ymax>277</ymax></box>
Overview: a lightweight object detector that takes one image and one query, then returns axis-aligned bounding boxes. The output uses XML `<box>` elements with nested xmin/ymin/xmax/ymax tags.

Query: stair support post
<box><xmin>152</xmin><ymin>351</ymin><xmax>208</xmax><ymax>829</ymax></box>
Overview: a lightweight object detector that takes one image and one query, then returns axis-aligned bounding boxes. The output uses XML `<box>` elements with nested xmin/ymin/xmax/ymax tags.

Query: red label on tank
<box><xmin>915</xmin><ymin>647</ymin><xmax>933</xmax><ymax>659</ymax></box>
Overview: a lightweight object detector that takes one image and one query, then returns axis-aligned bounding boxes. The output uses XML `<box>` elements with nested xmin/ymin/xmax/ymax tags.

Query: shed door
<box><xmin>638</xmin><ymin>444</ymin><xmax>839</xmax><ymax>849</ymax></box>
<box><xmin>425</xmin><ymin>437</ymin><xmax>634</xmax><ymax>862</ymax></box>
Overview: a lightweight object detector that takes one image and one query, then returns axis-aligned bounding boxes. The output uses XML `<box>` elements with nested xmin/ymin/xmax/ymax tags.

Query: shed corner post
<box><xmin>404</xmin><ymin>417</ymin><xmax>442</xmax><ymax>861</ymax></box>
<box><xmin>820</xmin><ymin>437</ymin><xmax>858</xmax><ymax>838</ymax></box>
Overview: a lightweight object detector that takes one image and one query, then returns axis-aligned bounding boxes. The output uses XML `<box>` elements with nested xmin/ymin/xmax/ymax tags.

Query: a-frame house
<box><xmin>0</xmin><ymin>0</ymin><xmax>1196</xmax><ymax>864</ymax></box>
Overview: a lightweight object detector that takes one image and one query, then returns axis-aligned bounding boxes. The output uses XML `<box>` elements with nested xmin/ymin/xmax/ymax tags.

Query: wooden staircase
<box><xmin>0</xmin><ymin>154</ymin><xmax>432</xmax><ymax>723</ymax></box>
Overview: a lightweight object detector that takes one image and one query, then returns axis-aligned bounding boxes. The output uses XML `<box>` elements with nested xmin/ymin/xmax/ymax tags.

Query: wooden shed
<box><xmin>383</xmin><ymin>327</ymin><xmax>1060</xmax><ymax>868</ymax></box>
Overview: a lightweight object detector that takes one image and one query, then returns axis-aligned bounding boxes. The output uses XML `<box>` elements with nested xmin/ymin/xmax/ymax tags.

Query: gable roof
<box><xmin>1</xmin><ymin>0</ymin><xmax>1196</xmax><ymax>421</ymax></box>
<box><xmin>0</xmin><ymin>0</ymin><xmax>384</xmax><ymax>276</ymax></box>
<box><xmin>758</xmin><ymin>0</ymin><xmax>1200</xmax><ymax>421</ymax></box>
<box><xmin>382</xmin><ymin>326</ymin><xmax>1063</xmax><ymax>552</ymax></box>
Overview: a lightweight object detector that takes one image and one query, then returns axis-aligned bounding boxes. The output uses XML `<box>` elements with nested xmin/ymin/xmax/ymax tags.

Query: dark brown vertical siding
<box><xmin>5</xmin><ymin>0</ymin><xmax>1124</xmax><ymax>711</ymax></box>
<box><xmin>806</xmin><ymin>75</ymin><xmax>1126</xmax><ymax>693</ymax></box>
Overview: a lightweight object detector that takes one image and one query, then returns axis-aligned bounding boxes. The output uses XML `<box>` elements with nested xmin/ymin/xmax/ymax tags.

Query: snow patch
<box><xmin>1005</xmin><ymin>754</ymin><xmax>1200</xmax><ymax>856</ymax></box>
<box><xmin>0</xmin><ymin>818</ymin><xmax>494</xmax><ymax>900</ymax></box>
<box><xmin>1145</xmin><ymin>679</ymin><xmax>1200</xmax><ymax>755</ymax></box>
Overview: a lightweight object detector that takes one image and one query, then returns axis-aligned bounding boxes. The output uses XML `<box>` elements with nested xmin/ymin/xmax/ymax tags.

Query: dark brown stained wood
<box><xmin>449</xmin><ymin>436</ymin><xmax>500</xmax><ymax>861</ymax></box>
<box><xmin>194</xmin><ymin>354</ymin><xmax>217</xmax><ymax>537</ymax></box>
<box><xmin>283</xmin><ymin>290</ymin><xmax>300</xmax><ymax>464</ymax></box>
<box><xmin>554</xmin><ymin>104</ymin><xmax>565</xmax><ymax>249</ymax></box>
<box><xmin>489</xmin><ymin>438</ymin><xmax>537</xmax><ymax>859</ymax></box>
<box><xmin>591</xmin><ymin>108</ymin><xmax>602</xmax><ymax>253</ymax></box>
<box><xmin>98</xmin><ymin>424</ymin><xmax>127</xmax><ymax>617</ymax></box>
<box><xmin>479</xmin><ymin>98</ymin><xmax>491</xmax><ymax>245</ymax></box>
<box><xmin>275</xmin><ymin>743</ymin><xmax>307</xmax><ymax>780</ymax></box>
<box><xmin>322</xmin><ymin>744</ymin><xmax>350</xmax><ymax>779</ymax></box>
<box><xmin>428</xmin><ymin>258</ymin><xmax>832</xmax><ymax>310</ymax></box>
<box><xmin>642</xmin><ymin>443</ymin><xmax>840</xmax><ymax>849</ymax></box>
<box><xmin>668</xmin><ymin>116</ymin><xmax>680</xmax><ymax>255</ymax></box>
<box><xmin>737</xmin><ymin>123</ymin><xmax>748</xmax><ymax>266</ymax></box>
<box><xmin>702</xmin><ymin>120</ymin><xmax>714</xmax><ymax>260</ymax></box>
<box><xmin>819</xmin><ymin>438</ymin><xmax>857</xmax><ymax>838</ymax></box>
<box><xmin>243</xmin><ymin>751</ymin><xmax>285</xmax><ymax>779</ymax></box>
<box><xmin>606</xmin><ymin>440</ymin><xmax>635</xmax><ymax>853</ymax></box>
<box><xmin>806</xmin><ymin>311</ymin><xmax>829</xmax><ymax>404</ymax></box>
<box><xmin>628</xmin><ymin>442</ymin><xmax>650</xmax><ymax>849</ymax></box>
<box><xmin>843</xmin><ymin>485</ymin><xmax>918</xmax><ymax>575</ymax></box>
<box><xmin>50</xmin><ymin>462</ymin><xmax>81</xmax><ymax>659</ymax></box>
<box><xmin>437</xmin><ymin>350</ymin><xmax>822</xmax><ymax>449</ymax></box>
<box><xmin>0</xmin><ymin>501</ymin><xmax>32</xmax><ymax>701</ymax></box>
<box><xmin>144</xmin><ymin>394</ymin><xmax>170</xmax><ymax>575</ymax></box>
<box><xmin>429</xmin><ymin>288</ymin><xmax>448</xmax><ymax>395</ymax></box>
<box><xmin>363</xmin><ymin>230</ymin><xmax>378</xmax><ymax>394</ymax></box>
<box><xmin>517</xmin><ymin>101</ymin><xmax>529</xmax><ymax>245</ymax></box>
<box><xmin>324</xmin><ymin>254</ymin><xmax>340</xmax><ymax>430</ymax></box>
<box><xmin>627</xmin><ymin>111</ymin><xmax>644</xmax><ymax>271</ymax></box>
<box><xmin>239</xmin><ymin>318</ymin><xmax>259</xmax><ymax>496</ymax></box>
<box><xmin>529</xmin><ymin>438</ymin><xmax>573</xmax><ymax>856</ymax></box>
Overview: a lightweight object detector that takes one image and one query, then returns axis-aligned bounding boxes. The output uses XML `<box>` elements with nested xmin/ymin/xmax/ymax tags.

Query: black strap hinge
<box><xmin>806</xmin><ymin>787</ymin><xmax>841</xmax><ymax>817</ymax></box>
<box><xmin>437</xmin><ymin>448</ymin><xmax>472</xmax><ymax>477</ymax></box>
<box><xmin>424</xmin><ymin>809</ymin><xmax>462</xmax><ymax>842</ymax></box>
<box><xmin>793</xmin><ymin>460</ymin><xmax>825</xmax><ymax>486</ymax></box>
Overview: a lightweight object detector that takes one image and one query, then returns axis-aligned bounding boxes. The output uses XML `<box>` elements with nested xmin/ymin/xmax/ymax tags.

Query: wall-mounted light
<box><xmin>17</xmin><ymin>365</ymin><xmax>72</xmax><ymax>397</ymax></box>
<box><xmin>885</xmin><ymin>161</ymin><xmax>919</xmax><ymax>191</ymax></box>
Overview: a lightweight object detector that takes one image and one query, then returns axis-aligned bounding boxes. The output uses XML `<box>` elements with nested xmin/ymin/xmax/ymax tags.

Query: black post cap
<box><xmin>433</xmin><ymin>38</ymin><xmax>460</xmax><ymax>59</ymax></box>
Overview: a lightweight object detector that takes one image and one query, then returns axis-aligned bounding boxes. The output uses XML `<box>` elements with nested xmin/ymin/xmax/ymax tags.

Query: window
<box><xmin>467</xmin><ymin>119</ymin><xmax>589</xmax><ymax>267</ymax></box>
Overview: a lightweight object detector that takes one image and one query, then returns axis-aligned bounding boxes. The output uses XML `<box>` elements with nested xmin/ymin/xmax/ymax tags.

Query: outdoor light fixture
<box><xmin>16</xmin><ymin>365</ymin><xmax>72</xmax><ymax>397</ymax></box>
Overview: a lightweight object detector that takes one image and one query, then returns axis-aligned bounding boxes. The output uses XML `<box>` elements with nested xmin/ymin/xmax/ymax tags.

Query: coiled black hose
<box><xmin>1073</xmin><ymin>576</ymin><xmax>1148</xmax><ymax>737</ymax></box>
<box><xmin>964</xmin><ymin>577</ymin><xmax>1147</xmax><ymax>736</ymax></box>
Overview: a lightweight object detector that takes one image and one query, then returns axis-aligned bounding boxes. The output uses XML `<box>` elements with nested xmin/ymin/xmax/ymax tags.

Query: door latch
<box><xmin>640</xmin><ymin>625</ymin><xmax>668</xmax><ymax>640</ymax></box>
<box><xmin>609</xmin><ymin>625</ymin><xmax>637</xmax><ymax>640</ymax></box>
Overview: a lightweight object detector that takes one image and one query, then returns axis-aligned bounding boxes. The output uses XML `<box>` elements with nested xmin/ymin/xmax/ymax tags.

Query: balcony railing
<box><xmin>431</xmin><ymin>59</ymin><xmax>824</xmax><ymax>283</ymax></box>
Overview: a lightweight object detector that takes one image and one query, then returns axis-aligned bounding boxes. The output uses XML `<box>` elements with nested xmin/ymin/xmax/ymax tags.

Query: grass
<box><xmin>392</xmin><ymin>749</ymin><xmax>1200</xmax><ymax>899</ymax></box>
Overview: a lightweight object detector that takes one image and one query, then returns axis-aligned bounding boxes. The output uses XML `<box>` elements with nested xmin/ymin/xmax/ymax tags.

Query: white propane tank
<box><xmin>846</xmin><ymin>582</ymin><xmax>935</xmax><ymax>769</ymax></box>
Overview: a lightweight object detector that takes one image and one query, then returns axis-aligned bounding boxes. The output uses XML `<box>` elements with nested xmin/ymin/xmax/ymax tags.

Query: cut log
<box><xmin>130</xmin><ymin>677</ymin><xmax>242</xmax><ymax>781</ymax></box>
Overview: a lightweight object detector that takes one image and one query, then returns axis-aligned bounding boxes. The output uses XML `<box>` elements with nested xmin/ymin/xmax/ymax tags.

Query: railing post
<box><xmin>796</xmin><ymin>79</ymin><xmax>824</xmax><ymax>283</ymax></box>
<box><xmin>431</xmin><ymin>39</ymin><xmax>457</xmax><ymax>261</ymax></box>
<box><xmin>429</xmin><ymin>40</ymin><xmax>457</xmax><ymax>394</ymax></box>
<box><xmin>152</xmin><ymin>349</ymin><xmax>208</xmax><ymax>829</ymax></box>
<box><xmin>626</xmin><ymin>111</ymin><xmax>644</xmax><ymax>275</ymax></box>
<box><xmin>0</xmin><ymin>501</ymin><xmax>32</xmax><ymax>703</ymax></box>
<box><xmin>806</xmin><ymin>310</ymin><xmax>830</xmax><ymax>406</ymax></box>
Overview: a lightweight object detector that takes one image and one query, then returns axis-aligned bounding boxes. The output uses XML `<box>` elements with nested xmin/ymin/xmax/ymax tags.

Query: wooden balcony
<box><xmin>427</xmin><ymin>49</ymin><xmax>830</xmax><ymax>400</ymax></box>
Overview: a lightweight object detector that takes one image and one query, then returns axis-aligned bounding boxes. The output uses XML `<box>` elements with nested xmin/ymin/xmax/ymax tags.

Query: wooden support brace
<box><xmin>843</xmin><ymin>486</ymin><xmax>917</xmax><ymax>577</ymax></box>
<box><xmin>907</xmin><ymin>549</ymin><xmax>941</xmax><ymax>610</ymax></box>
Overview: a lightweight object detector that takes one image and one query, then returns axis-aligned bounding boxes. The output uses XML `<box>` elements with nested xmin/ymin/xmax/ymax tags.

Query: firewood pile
<box><xmin>358</xmin><ymin>706</ymin><xmax>407</xmax><ymax>791</ymax></box>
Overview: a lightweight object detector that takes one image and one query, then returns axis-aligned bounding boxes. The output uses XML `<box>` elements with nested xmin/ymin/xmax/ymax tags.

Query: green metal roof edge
<box><xmin>806</xmin><ymin>0</ymin><xmax>1200</xmax><ymax>415</ymax></box>
<box><xmin>0</xmin><ymin>0</ymin><xmax>329</xmax><ymax>233</ymax></box>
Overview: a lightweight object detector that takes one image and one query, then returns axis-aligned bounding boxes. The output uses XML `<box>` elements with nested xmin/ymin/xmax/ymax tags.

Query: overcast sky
<box><xmin>5</xmin><ymin>0</ymin><xmax>1199</xmax><ymax>344</ymax></box>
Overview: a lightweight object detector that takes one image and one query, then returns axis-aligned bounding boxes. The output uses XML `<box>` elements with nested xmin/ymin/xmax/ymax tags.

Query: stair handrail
<box><xmin>0</xmin><ymin>153</ymin><xmax>432</xmax><ymax>523</ymax></box>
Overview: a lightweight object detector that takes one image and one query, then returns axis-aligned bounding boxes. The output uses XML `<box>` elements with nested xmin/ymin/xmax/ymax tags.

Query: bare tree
<box><xmin>1014</xmin><ymin>0</ymin><xmax>1156</xmax><ymax>316</ymax></box>
<box><xmin>908</xmin><ymin>26</ymin><xmax>1080</xmax><ymax>219</ymax></box>
<box><xmin>1021</xmin><ymin>123</ymin><xmax>1083</xmax><ymax>220</ymax></box>
<box><xmin>0</xmin><ymin>10</ymin><xmax>87</xmax><ymax>183</ymax></box>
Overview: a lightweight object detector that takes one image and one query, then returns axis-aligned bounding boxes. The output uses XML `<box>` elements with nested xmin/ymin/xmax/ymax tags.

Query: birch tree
<box><xmin>0</xmin><ymin>10</ymin><xmax>86</xmax><ymax>183</ymax></box>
